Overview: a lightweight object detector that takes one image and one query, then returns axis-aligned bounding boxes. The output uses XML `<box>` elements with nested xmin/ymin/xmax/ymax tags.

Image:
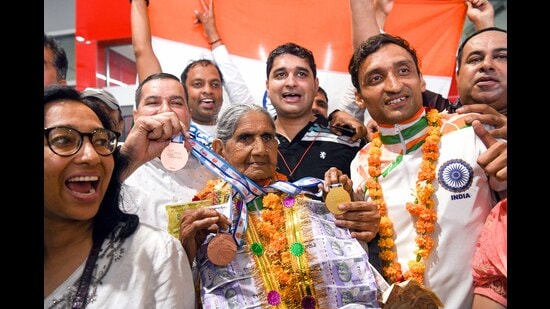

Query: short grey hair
<box><xmin>216</xmin><ymin>104</ymin><xmax>275</xmax><ymax>144</ymax></box>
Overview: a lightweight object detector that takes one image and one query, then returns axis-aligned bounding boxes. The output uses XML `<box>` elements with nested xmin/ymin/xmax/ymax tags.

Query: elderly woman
<box><xmin>179</xmin><ymin>104</ymin><xmax>382</xmax><ymax>308</ymax></box>
<box><xmin>44</xmin><ymin>85</ymin><xmax>195</xmax><ymax>308</ymax></box>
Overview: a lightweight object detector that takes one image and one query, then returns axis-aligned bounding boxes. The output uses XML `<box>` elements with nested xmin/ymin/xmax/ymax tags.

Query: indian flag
<box><xmin>148</xmin><ymin>0</ymin><xmax>466</xmax><ymax>110</ymax></box>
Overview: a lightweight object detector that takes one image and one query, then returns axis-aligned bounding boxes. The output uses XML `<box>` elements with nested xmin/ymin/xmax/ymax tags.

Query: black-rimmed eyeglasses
<box><xmin>44</xmin><ymin>126</ymin><xmax>120</xmax><ymax>157</ymax></box>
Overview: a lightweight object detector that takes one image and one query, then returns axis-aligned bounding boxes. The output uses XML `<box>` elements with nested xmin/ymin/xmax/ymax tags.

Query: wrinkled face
<box><xmin>266</xmin><ymin>54</ymin><xmax>319</xmax><ymax>119</ymax></box>
<box><xmin>134</xmin><ymin>77</ymin><xmax>191</xmax><ymax>128</ymax></box>
<box><xmin>457</xmin><ymin>30</ymin><xmax>507</xmax><ymax>114</ymax></box>
<box><xmin>354</xmin><ymin>43</ymin><xmax>425</xmax><ymax>124</ymax></box>
<box><xmin>44</xmin><ymin>101</ymin><xmax>114</xmax><ymax>222</ymax></box>
<box><xmin>312</xmin><ymin>90</ymin><xmax>328</xmax><ymax>118</ymax></box>
<box><xmin>214</xmin><ymin>111</ymin><xmax>278</xmax><ymax>183</ymax></box>
<box><xmin>44</xmin><ymin>47</ymin><xmax>65</xmax><ymax>88</ymax></box>
<box><xmin>185</xmin><ymin>64</ymin><xmax>224</xmax><ymax>125</ymax></box>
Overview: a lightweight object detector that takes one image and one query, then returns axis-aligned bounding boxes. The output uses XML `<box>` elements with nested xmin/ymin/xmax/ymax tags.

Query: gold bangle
<box><xmin>209</xmin><ymin>38</ymin><xmax>222</xmax><ymax>45</ymax></box>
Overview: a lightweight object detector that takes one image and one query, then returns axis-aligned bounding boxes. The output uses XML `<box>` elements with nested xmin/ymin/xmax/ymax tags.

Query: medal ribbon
<box><xmin>189</xmin><ymin>122</ymin><xmax>214</xmax><ymax>148</ymax></box>
<box><xmin>188</xmin><ymin>138</ymin><xmax>324</xmax><ymax>246</ymax></box>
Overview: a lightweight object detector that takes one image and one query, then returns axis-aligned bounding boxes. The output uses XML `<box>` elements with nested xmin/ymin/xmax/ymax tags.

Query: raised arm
<box><xmin>466</xmin><ymin>0</ymin><xmax>495</xmax><ymax>30</ymax></box>
<box><xmin>131</xmin><ymin>0</ymin><xmax>162</xmax><ymax>83</ymax></box>
<box><xmin>336</xmin><ymin>0</ymin><xmax>393</xmax><ymax>136</ymax></box>
<box><xmin>194</xmin><ymin>0</ymin><xmax>256</xmax><ymax>105</ymax></box>
<box><xmin>351</xmin><ymin>0</ymin><xmax>393</xmax><ymax>48</ymax></box>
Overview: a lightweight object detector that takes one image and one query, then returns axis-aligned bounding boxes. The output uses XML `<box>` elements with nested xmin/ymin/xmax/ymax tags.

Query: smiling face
<box><xmin>354</xmin><ymin>43</ymin><xmax>425</xmax><ymax>125</ymax></box>
<box><xmin>134</xmin><ymin>77</ymin><xmax>191</xmax><ymax>128</ymax></box>
<box><xmin>44</xmin><ymin>100</ymin><xmax>114</xmax><ymax>222</ymax></box>
<box><xmin>185</xmin><ymin>63</ymin><xmax>224</xmax><ymax>125</ymax></box>
<box><xmin>457</xmin><ymin>30</ymin><xmax>507</xmax><ymax>114</ymax></box>
<box><xmin>213</xmin><ymin>111</ymin><xmax>278</xmax><ymax>183</ymax></box>
<box><xmin>266</xmin><ymin>53</ymin><xmax>319</xmax><ymax>120</ymax></box>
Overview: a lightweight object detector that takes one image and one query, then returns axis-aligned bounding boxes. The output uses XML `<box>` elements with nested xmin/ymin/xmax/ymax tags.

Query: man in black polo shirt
<box><xmin>264</xmin><ymin>42</ymin><xmax>379</xmax><ymax>274</ymax></box>
<box><xmin>265</xmin><ymin>42</ymin><xmax>364</xmax><ymax>185</ymax></box>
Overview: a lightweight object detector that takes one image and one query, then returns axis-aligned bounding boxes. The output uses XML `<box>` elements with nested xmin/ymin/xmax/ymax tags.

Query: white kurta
<box><xmin>121</xmin><ymin>156</ymin><xmax>216</xmax><ymax>231</ymax></box>
<box><xmin>45</xmin><ymin>223</ymin><xmax>195</xmax><ymax>309</ymax></box>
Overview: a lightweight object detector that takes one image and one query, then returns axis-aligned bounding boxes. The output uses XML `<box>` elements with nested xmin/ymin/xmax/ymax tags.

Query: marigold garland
<box><xmin>366</xmin><ymin>109</ymin><xmax>442</xmax><ymax>285</ymax></box>
<box><xmin>195</xmin><ymin>171</ymin><xmax>317</xmax><ymax>306</ymax></box>
<box><xmin>251</xmin><ymin>192</ymin><xmax>308</xmax><ymax>307</ymax></box>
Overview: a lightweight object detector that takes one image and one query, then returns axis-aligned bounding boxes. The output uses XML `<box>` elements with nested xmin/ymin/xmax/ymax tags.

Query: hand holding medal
<box><xmin>161</xmin><ymin>134</ymin><xmax>189</xmax><ymax>171</ymax></box>
<box><xmin>207</xmin><ymin>228</ymin><xmax>238</xmax><ymax>266</ymax></box>
<box><xmin>324</xmin><ymin>183</ymin><xmax>351</xmax><ymax>215</ymax></box>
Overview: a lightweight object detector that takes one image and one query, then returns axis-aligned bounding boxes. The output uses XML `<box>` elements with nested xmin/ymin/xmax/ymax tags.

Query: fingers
<box><xmin>473</xmin><ymin>120</ymin><xmax>507</xmax><ymax>182</ymax></box>
<box><xmin>335</xmin><ymin>200</ymin><xmax>380</xmax><ymax>219</ymax></box>
<box><xmin>350</xmin><ymin>123</ymin><xmax>367</xmax><ymax>143</ymax></box>
<box><xmin>456</xmin><ymin>104</ymin><xmax>507</xmax><ymax>132</ymax></box>
<box><xmin>122</xmin><ymin>112</ymin><xmax>189</xmax><ymax>169</ymax></box>
<box><xmin>477</xmin><ymin>139</ymin><xmax>507</xmax><ymax>182</ymax></box>
<box><xmin>472</xmin><ymin>120</ymin><xmax>497</xmax><ymax>149</ymax></box>
<box><xmin>464</xmin><ymin>113</ymin><xmax>507</xmax><ymax>139</ymax></box>
<box><xmin>365</xmin><ymin>119</ymin><xmax>378</xmax><ymax>142</ymax></box>
<box><xmin>135</xmin><ymin>111</ymin><xmax>185</xmax><ymax>141</ymax></box>
<box><xmin>179</xmin><ymin>208</ymin><xmax>231</xmax><ymax>245</ymax></box>
<box><xmin>464</xmin><ymin>113</ymin><xmax>504</xmax><ymax>129</ymax></box>
<box><xmin>329</xmin><ymin>110</ymin><xmax>367</xmax><ymax>143</ymax></box>
<box><xmin>193</xmin><ymin>10</ymin><xmax>202</xmax><ymax>25</ymax></box>
<box><xmin>200</xmin><ymin>0</ymin><xmax>208</xmax><ymax>11</ymax></box>
<box><xmin>193</xmin><ymin>0</ymin><xmax>210</xmax><ymax>24</ymax></box>
<box><xmin>324</xmin><ymin>167</ymin><xmax>342</xmax><ymax>188</ymax></box>
<box><xmin>323</xmin><ymin>167</ymin><xmax>353</xmax><ymax>193</ymax></box>
<box><xmin>334</xmin><ymin>200</ymin><xmax>380</xmax><ymax>242</ymax></box>
<box><xmin>457</xmin><ymin>103</ymin><xmax>497</xmax><ymax>115</ymax></box>
<box><xmin>488</xmin><ymin>126</ymin><xmax>507</xmax><ymax>139</ymax></box>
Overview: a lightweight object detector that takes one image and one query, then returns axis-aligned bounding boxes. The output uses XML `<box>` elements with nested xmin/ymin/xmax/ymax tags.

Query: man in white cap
<box><xmin>82</xmin><ymin>88</ymin><xmax>125</xmax><ymax>135</ymax></box>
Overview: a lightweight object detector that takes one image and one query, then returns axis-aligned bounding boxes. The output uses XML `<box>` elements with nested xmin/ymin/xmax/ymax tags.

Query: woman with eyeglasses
<box><xmin>44</xmin><ymin>84</ymin><xmax>195</xmax><ymax>308</ymax></box>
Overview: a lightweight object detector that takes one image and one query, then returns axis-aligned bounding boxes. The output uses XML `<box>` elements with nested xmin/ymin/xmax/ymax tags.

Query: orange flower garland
<box><xmin>248</xmin><ymin>191</ymin><xmax>317</xmax><ymax>308</ymax></box>
<box><xmin>194</xmin><ymin>172</ymin><xmax>317</xmax><ymax>307</ymax></box>
<box><xmin>366</xmin><ymin>109</ymin><xmax>442</xmax><ymax>285</ymax></box>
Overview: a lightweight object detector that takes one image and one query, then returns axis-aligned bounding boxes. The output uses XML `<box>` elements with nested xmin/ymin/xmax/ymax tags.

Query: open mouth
<box><xmin>66</xmin><ymin>176</ymin><xmax>99</xmax><ymax>194</ymax></box>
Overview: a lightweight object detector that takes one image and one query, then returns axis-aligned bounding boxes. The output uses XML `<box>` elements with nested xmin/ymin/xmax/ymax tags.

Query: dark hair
<box><xmin>317</xmin><ymin>86</ymin><xmax>328</xmax><ymax>103</ymax></box>
<box><xmin>44</xmin><ymin>84</ymin><xmax>139</xmax><ymax>242</ymax></box>
<box><xmin>134</xmin><ymin>72</ymin><xmax>183</xmax><ymax>108</ymax></box>
<box><xmin>44</xmin><ymin>33</ymin><xmax>68</xmax><ymax>81</ymax></box>
<box><xmin>456</xmin><ymin>27</ymin><xmax>507</xmax><ymax>70</ymax></box>
<box><xmin>266</xmin><ymin>42</ymin><xmax>317</xmax><ymax>79</ymax></box>
<box><xmin>348</xmin><ymin>33</ymin><xmax>420</xmax><ymax>93</ymax></box>
<box><xmin>180</xmin><ymin>59</ymin><xmax>224</xmax><ymax>102</ymax></box>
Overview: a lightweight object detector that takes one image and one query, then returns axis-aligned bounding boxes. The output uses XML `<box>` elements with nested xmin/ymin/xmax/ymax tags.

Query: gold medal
<box><xmin>324</xmin><ymin>184</ymin><xmax>350</xmax><ymax>215</ymax></box>
<box><xmin>207</xmin><ymin>232</ymin><xmax>237</xmax><ymax>266</ymax></box>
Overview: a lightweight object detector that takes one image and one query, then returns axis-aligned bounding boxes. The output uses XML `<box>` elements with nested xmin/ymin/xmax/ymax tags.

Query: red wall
<box><xmin>75</xmin><ymin>0</ymin><xmax>133</xmax><ymax>90</ymax></box>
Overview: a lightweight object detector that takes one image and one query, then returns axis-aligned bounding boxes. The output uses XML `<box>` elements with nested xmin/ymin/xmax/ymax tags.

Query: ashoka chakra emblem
<box><xmin>437</xmin><ymin>159</ymin><xmax>473</xmax><ymax>192</ymax></box>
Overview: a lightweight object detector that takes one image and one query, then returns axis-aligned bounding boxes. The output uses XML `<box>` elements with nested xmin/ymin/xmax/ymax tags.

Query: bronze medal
<box><xmin>207</xmin><ymin>233</ymin><xmax>237</xmax><ymax>266</ymax></box>
<box><xmin>324</xmin><ymin>184</ymin><xmax>351</xmax><ymax>215</ymax></box>
<box><xmin>161</xmin><ymin>135</ymin><xmax>188</xmax><ymax>171</ymax></box>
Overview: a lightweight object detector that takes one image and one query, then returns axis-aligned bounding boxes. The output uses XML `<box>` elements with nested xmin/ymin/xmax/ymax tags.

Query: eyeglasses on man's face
<box><xmin>44</xmin><ymin>126</ymin><xmax>120</xmax><ymax>157</ymax></box>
